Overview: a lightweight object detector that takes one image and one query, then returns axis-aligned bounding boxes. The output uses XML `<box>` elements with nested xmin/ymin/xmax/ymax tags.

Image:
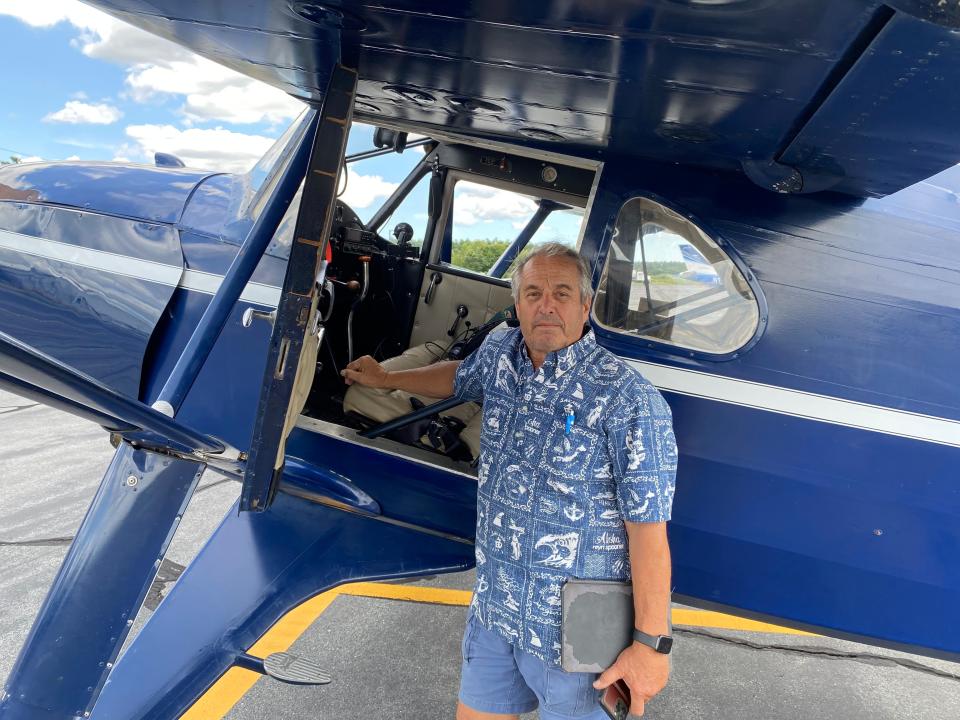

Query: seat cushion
<box><xmin>343</xmin><ymin>341</ymin><xmax>481</xmax><ymax>459</ymax></box>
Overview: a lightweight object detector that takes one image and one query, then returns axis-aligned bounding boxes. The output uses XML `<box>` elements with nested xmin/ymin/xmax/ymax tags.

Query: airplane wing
<box><xmin>83</xmin><ymin>0</ymin><xmax>960</xmax><ymax>197</ymax></box>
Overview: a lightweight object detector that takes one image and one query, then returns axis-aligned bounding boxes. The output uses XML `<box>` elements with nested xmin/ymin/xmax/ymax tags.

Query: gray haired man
<box><xmin>344</xmin><ymin>243</ymin><xmax>677</xmax><ymax>719</ymax></box>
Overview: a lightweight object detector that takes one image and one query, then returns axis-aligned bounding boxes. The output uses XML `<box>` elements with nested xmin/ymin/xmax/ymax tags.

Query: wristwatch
<box><xmin>632</xmin><ymin>628</ymin><xmax>673</xmax><ymax>654</ymax></box>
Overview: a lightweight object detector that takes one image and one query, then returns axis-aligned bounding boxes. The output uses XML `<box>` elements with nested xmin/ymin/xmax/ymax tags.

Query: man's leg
<box><xmin>513</xmin><ymin>649</ymin><xmax>608</xmax><ymax>720</ymax></box>
<box><xmin>458</xmin><ymin>613</ymin><xmax>538</xmax><ymax>718</ymax></box>
<box><xmin>455</xmin><ymin>701</ymin><xmax>518</xmax><ymax>720</ymax></box>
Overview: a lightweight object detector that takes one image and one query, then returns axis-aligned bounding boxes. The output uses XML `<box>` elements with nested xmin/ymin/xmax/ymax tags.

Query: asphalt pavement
<box><xmin>1</xmin><ymin>389</ymin><xmax>958</xmax><ymax>719</ymax></box>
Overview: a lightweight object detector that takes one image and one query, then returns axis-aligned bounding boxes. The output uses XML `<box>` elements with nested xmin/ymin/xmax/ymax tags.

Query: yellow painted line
<box><xmin>247</xmin><ymin>589</ymin><xmax>344</xmax><ymax>656</ymax></box>
<box><xmin>670</xmin><ymin>608</ymin><xmax>815</xmax><ymax>636</ymax></box>
<box><xmin>180</xmin><ymin>588</ymin><xmax>344</xmax><ymax>720</ymax></box>
<box><xmin>340</xmin><ymin>581</ymin><xmax>474</xmax><ymax>606</ymax></box>
<box><xmin>179</xmin><ymin>667</ymin><xmax>260</xmax><ymax>720</ymax></box>
<box><xmin>340</xmin><ymin>583</ymin><xmax>815</xmax><ymax>636</ymax></box>
<box><xmin>181</xmin><ymin>581</ymin><xmax>815</xmax><ymax>719</ymax></box>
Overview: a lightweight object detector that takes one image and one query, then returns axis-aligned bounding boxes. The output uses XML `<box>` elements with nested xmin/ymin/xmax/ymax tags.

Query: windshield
<box><xmin>243</xmin><ymin>107</ymin><xmax>313</xmax><ymax>220</ymax></box>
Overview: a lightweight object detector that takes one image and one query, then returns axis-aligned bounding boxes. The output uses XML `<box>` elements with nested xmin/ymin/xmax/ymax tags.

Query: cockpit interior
<box><xmin>270</xmin><ymin>129</ymin><xmax>596</xmax><ymax>472</ymax></box>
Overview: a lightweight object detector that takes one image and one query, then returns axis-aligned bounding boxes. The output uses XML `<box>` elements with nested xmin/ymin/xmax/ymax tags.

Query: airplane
<box><xmin>1</xmin><ymin>0</ymin><xmax>959</xmax><ymax>717</ymax></box>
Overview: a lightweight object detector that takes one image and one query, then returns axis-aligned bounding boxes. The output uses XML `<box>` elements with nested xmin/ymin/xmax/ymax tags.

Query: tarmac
<box><xmin>1</xmin><ymin>388</ymin><xmax>958</xmax><ymax>719</ymax></box>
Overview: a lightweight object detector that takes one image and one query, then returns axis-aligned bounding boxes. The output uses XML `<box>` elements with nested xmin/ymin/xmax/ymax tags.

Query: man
<box><xmin>343</xmin><ymin>243</ymin><xmax>677</xmax><ymax>719</ymax></box>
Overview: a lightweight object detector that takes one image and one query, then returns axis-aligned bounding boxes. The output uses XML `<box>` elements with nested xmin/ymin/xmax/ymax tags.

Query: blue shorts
<box><xmin>458</xmin><ymin>612</ymin><xmax>608</xmax><ymax>719</ymax></box>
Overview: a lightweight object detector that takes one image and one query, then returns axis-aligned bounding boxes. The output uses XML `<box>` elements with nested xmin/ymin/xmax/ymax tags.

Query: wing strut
<box><xmin>0</xmin><ymin>446</ymin><xmax>204</xmax><ymax>720</ymax></box>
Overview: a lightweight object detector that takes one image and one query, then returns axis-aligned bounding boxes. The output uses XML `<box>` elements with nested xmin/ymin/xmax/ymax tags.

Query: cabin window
<box><xmin>446</xmin><ymin>179</ymin><xmax>584</xmax><ymax>277</ymax></box>
<box><xmin>500</xmin><ymin>206</ymin><xmax>585</xmax><ymax>277</ymax></box>
<box><xmin>368</xmin><ymin>172</ymin><xmax>431</xmax><ymax>248</ymax></box>
<box><xmin>593</xmin><ymin>197</ymin><xmax>758</xmax><ymax>355</ymax></box>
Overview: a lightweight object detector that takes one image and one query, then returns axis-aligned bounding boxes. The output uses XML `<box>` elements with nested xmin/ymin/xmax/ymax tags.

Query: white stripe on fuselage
<box><xmin>179</xmin><ymin>269</ymin><xmax>281</xmax><ymax>306</ymax></box>
<box><xmin>0</xmin><ymin>228</ymin><xmax>279</xmax><ymax>306</ymax></box>
<box><xmin>626</xmin><ymin>361</ymin><xmax>960</xmax><ymax>449</ymax></box>
<box><xmin>2</xmin><ymin>227</ymin><xmax>958</xmax><ymax>449</ymax></box>
<box><xmin>0</xmin><ymin>227</ymin><xmax>182</xmax><ymax>285</ymax></box>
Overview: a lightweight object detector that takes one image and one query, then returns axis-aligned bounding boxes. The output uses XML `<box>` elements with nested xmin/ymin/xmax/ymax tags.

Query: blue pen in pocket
<box><xmin>564</xmin><ymin>404</ymin><xmax>575</xmax><ymax>434</ymax></box>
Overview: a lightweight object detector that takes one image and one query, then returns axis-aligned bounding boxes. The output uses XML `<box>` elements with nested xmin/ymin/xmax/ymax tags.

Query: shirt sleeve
<box><xmin>453</xmin><ymin>328</ymin><xmax>507</xmax><ymax>403</ymax></box>
<box><xmin>606</xmin><ymin>382</ymin><xmax>678</xmax><ymax>523</ymax></box>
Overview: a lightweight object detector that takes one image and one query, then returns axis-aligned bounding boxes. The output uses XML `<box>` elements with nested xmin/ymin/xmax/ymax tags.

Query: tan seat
<box><xmin>343</xmin><ymin>341</ymin><xmax>482</xmax><ymax>460</ymax></box>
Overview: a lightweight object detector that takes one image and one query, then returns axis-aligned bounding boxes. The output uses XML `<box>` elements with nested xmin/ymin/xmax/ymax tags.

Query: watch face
<box><xmin>657</xmin><ymin>636</ymin><xmax>674</xmax><ymax>654</ymax></box>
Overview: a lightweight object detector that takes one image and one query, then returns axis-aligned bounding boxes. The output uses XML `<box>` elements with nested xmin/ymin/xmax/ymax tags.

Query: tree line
<box><xmin>450</xmin><ymin>239</ymin><xmax>511</xmax><ymax>272</ymax></box>
<box><xmin>450</xmin><ymin>239</ymin><xmax>690</xmax><ymax>278</ymax></box>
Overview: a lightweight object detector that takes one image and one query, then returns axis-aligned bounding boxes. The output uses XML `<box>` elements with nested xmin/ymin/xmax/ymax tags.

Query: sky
<box><xmin>0</xmin><ymin>0</ymin><xmax>584</xmax><ymax>244</ymax></box>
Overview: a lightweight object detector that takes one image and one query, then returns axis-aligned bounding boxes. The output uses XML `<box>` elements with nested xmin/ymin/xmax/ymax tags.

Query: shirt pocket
<box><xmin>541</xmin><ymin>401</ymin><xmax>605</xmax><ymax>484</ymax></box>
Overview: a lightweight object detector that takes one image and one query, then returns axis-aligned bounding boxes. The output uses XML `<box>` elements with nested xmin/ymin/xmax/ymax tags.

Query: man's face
<box><xmin>515</xmin><ymin>255</ymin><xmax>591</xmax><ymax>360</ymax></box>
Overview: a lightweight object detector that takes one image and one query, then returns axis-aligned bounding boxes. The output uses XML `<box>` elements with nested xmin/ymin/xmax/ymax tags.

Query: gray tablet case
<box><xmin>560</xmin><ymin>578</ymin><xmax>634</xmax><ymax>673</ymax></box>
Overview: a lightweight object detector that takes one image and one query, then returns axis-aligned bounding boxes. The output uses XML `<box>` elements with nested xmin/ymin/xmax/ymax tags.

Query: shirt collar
<box><xmin>518</xmin><ymin>325</ymin><xmax>597</xmax><ymax>379</ymax></box>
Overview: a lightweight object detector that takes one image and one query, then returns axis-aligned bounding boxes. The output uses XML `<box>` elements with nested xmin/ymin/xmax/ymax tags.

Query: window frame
<box><xmin>428</xmin><ymin>169</ymin><xmax>588</xmax><ymax>281</ymax></box>
<box><xmin>590</xmin><ymin>193</ymin><xmax>767</xmax><ymax>362</ymax></box>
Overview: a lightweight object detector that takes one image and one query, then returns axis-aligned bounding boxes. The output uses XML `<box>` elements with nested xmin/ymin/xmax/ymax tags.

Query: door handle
<box><xmin>424</xmin><ymin>271</ymin><xmax>443</xmax><ymax>304</ymax></box>
<box><xmin>447</xmin><ymin>304</ymin><xmax>469</xmax><ymax>337</ymax></box>
<box><xmin>242</xmin><ymin>307</ymin><xmax>277</xmax><ymax>328</ymax></box>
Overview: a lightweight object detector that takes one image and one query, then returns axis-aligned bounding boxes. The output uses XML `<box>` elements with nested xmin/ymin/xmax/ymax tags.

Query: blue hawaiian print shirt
<box><xmin>454</xmin><ymin>327</ymin><xmax>677</xmax><ymax>666</ymax></box>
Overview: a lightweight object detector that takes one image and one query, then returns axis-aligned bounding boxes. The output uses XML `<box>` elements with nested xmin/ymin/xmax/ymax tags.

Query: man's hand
<box><xmin>592</xmin><ymin>642</ymin><xmax>670</xmax><ymax>718</ymax></box>
<box><xmin>341</xmin><ymin>355</ymin><xmax>389</xmax><ymax>388</ymax></box>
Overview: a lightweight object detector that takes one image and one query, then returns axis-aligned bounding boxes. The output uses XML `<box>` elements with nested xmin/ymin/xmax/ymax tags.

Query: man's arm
<box><xmin>593</xmin><ymin>520</ymin><xmax>672</xmax><ymax>718</ymax></box>
<box><xmin>342</xmin><ymin>355</ymin><xmax>460</xmax><ymax>398</ymax></box>
<box><xmin>626</xmin><ymin>520</ymin><xmax>672</xmax><ymax>638</ymax></box>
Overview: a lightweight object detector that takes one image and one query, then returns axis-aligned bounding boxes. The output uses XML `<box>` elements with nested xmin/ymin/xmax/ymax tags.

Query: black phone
<box><xmin>599</xmin><ymin>679</ymin><xmax>631</xmax><ymax>720</ymax></box>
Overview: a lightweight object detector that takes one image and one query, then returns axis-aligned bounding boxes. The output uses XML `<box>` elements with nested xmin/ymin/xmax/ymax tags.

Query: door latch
<box><xmin>424</xmin><ymin>272</ymin><xmax>443</xmax><ymax>304</ymax></box>
<box><xmin>447</xmin><ymin>304</ymin><xmax>469</xmax><ymax>337</ymax></box>
<box><xmin>242</xmin><ymin>307</ymin><xmax>277</xmax><ymax>328</ymax></box>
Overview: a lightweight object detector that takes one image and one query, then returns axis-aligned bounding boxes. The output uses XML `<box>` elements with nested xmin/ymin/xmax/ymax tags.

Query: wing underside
<box><xmin>85</xmin><ymin>0</ymin><xmax>960</xmax><ymax>197</ymax></box>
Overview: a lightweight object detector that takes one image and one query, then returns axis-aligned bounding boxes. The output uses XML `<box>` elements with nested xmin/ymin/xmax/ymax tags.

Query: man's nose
<box><xmin>537</xmin><ymin>295</ymin><xmax>557</xmax><ymax>314</ymax></box>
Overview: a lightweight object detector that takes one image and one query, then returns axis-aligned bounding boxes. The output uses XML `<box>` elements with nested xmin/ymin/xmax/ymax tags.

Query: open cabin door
<box><xmin>241</xmin><ymin>65</ymin><xmax>356</xmax><ymax>511</ymax></box>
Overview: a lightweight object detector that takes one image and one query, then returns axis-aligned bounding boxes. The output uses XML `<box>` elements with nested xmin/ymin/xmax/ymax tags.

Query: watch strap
<box><xmin>632</xmin><ymin>628</ymin><xmax>673</xmax><ymax>654</ymax></box>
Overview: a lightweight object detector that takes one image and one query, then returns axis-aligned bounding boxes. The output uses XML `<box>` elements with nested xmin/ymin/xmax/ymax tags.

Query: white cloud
<box><xmin>8</xmin><ymin>152</ymin><xmax>132</xmax><ymax>164</ymax></box>
<box><xmin>123</xmin><ymin>59</ymin><xmax>302</xmax><ymax>125</ymax></box>
<box><xmin>123</xmin><ymin>58</ymin><xmax>240</xmax><ymax>101</ymax></box>
<box><xmin>453</xmin><ymin>183</ymin><xmax>538</xmax><ymax>226</ymax></box>
<box><xmin>0</xmin><ymin>0</ymin><xmax>191</xmax><ymax>64</ymax></box>
<box><xmin>2</xmin><ymin>154</ymin><xmax>87</xmax><ymax>163</ymax></box>
<box><xmin>45</xmin><ymin>101</ymin><xmax>122</xmax><ymax>125</ymax></box>
<box><xmin>183</xmin><ymin>84</ymin><xmax>304</xmax><ymax>125</ymax></box>
<box><xmin>54</xmin><ymin>138</ymin><xmax>115</xmax><ymax>151</ymax></box>
<box><xmin>1</xmin><ymin>0</ymin><xmax>302</xmax><ymax>126</ymax></box>
<box><xmin>124</xmin><ymin>124</ymin><xmax>276</xmax><ymax>173</ymax></box>
<box><xmin>0</xmin><ymin>0</ymin><xmax>107</xmax><ymax>30</ymax></box>
<box><xmin>80</xmin><ymin>19</ymin><xmax>194</xmax><ymax>67</ymax></box>
<box><xmin>110</xmin><ymin>141</ymin><xmax>139</xmax><ymax>163</ymax></box>
<box><xmin>340</xmin><ymin>168</ymin><xmax>399</xmax><ymax>210</ymax></box>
